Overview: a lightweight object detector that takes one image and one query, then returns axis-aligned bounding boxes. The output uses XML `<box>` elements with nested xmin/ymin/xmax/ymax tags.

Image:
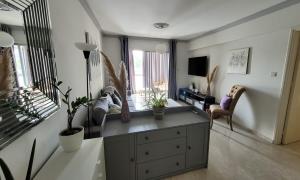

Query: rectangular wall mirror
<box><xmin>0</xmin><ymin>0</ymin><xmax>58</xmax><ymax>149</ymax></box>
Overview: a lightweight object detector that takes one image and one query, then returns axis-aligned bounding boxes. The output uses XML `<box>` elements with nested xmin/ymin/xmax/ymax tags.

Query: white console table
<box><xmin>34</xmin><ymin>138</ymin><xmax>106</xmax><ymax>180</ymax></box>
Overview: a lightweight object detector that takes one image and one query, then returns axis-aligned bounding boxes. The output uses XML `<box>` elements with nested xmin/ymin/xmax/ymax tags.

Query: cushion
<box><xmin>220</xmin><ymin>95</ymin><xmax>232</xmax><ymax>110</ymax></box>
<box><xmin>111</xmin><ymin>93</ymin><xmax>122</xmax><ymax>106</ymax></box>
<box><xmin>210</xmin><ymin>105</ymin><xmax>225</xmax><ymax>113</ymax></box>
<box><xmin>103</xmin><ymin>86</ymin><xmax>115</xmax><ymax>95</ymax></box>
<box><xmin>109</xmin><ymin>104</ymin><xmax>121</xmax><ymax>114</ymax></box>
<box><xmin>102</xmin><ymin>93</ymin><xmax>114</xmax><ymax>105</ymax></box>
<box><xmin>92</xmin><ymin>98</ymin><xmax>109</xmax><ymax>125</ymax></box>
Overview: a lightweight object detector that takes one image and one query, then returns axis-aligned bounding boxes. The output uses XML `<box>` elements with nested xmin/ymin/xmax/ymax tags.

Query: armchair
<box><xmin>208</xmin><ymin>85</ymin><xmax>246</xmax><ymax>131</ymax></box>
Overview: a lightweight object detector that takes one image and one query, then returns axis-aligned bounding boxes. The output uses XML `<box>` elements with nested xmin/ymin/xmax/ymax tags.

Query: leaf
<box><xmin>101</xmin><ymin>52</ymin><xmax>122</xmax><ymax>93</ymax></box>
<box><xmin>209</xmin><ymin>65</ymin><xmax>218</xmax><ymax>83</ymax></box>
<box><xmin>66</xmin><ymin>88</ymin><xmax>72</xmax><ymax>96</ymax></box>
<box><xmin>0</xmin><ymin>158</ymin><xmax>14</xmax><ymax>180</ymax></box>
<box><xmin>62</xmin><ymin>98</ymin><xmax>68</xmax><ymax>105</ymax></box>
<box><xmin>26</xmin><ymin>139</ymin><xmax>36</xmax><ymax>180</ymax></box>
<box><xmin>57</xmin><ymin>81</ymin><xmax>63</xmax><ymax>86</ymax></box>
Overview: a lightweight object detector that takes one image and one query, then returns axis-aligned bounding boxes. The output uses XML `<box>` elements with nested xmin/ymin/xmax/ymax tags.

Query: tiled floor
<box><xmin>166</xmin><ymin>120</ymin><xmax>300</xmax><ymax>180</ymax></box>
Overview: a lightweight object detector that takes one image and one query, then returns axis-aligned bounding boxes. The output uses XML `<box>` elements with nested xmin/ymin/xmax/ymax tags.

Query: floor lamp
<box><xmin>75</xmin><ymin>42</ymin><xmax>97</xmax><ymax>138</ymax></box>
<box><xmin>0</xmin><ymin>31</ymin><xmax>15</xmax><ymax>47</ymax></box>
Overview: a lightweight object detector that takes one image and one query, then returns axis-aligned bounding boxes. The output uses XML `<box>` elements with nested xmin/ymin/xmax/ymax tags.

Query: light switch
<box><xmin>0</xmin><ymin>116</ymin><xmax>2</xmax><ymax>122</ymax></box>
<box><xmin>271</xmin><ymin>72</ymin><xmax>278</xmax><ymax>77</ymax></box>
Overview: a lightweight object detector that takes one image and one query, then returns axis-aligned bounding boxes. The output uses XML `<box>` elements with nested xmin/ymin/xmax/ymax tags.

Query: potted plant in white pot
<box><xmin>146</xmin><ymin>90</ymin><xmax>168</xmax><ymax>120</ymax></box>
<box><xmin>53</xmin><ymin>80</ymin><xmax>91</xmax><ymax>152</ymax></box>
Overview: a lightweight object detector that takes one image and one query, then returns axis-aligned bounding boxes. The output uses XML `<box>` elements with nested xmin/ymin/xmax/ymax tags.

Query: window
<box><xmin>132</xmin><ymin>50</ymin><xmax>144</xmax><ymax>92</ymax></box>
<box><xmin>12</xmin><ymin>45</ymin><xmax>33</xmax><ymax>88</ymax></box>
<box><xmin>132</xmin><ymin>50</ymin><xmax>169</xmax><ymax>97</ymax></box>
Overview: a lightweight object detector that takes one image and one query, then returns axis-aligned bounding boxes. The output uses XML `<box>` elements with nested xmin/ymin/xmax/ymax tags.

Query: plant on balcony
<box><xmin>146</xmin><ymin>90</ymin><xmax>168</xmax><ymax>120</ymax></box>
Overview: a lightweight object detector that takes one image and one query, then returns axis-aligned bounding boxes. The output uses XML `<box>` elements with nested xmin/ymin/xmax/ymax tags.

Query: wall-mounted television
<box><xmin>188</xmin><ymin>56</ymin><xmax>208</xmax><ymax>76</ymax></box>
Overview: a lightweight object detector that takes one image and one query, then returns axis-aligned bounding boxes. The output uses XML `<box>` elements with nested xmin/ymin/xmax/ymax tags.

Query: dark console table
<box><xmin>102</xmin><ymin>107</ymin><xmax>210</xmax><ymax>180</ymax></box>
<box><xmin>178</xmin><ymin>88</ymin><xmax>215</xmax><ymax>111</ymax></box>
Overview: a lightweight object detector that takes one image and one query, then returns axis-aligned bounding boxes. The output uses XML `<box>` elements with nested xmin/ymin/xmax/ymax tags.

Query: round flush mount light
<box><xmin>154</xmin><ymin>22</ymin><xmax>169</xmax><ymax>29</ymax></box>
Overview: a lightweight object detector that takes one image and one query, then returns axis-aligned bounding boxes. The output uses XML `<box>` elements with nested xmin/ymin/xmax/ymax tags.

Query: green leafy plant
<box><xmin>53</xmin><ymin>80</ymin><xmax>91</xmax><ymax>135</ymax></box>
<box><xmin>0</xmin><ymin>138</ymin><xmax>36</xmax><ymax>180</ymax></box>
<box><xmin>146</xmin><ymin>90</ymin><xmax>168</xmax><ymax>108</ymax></box>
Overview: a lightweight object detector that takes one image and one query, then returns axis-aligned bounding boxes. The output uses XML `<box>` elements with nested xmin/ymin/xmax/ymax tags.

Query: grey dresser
<box><xmin>102</xmin><ymin>108</ymin><xmax>210</xmax><ymax>180</ymax></box>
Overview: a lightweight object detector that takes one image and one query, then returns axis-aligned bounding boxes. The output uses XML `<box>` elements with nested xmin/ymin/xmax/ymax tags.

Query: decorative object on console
<box><xmin>146</xmin><ymin>90</ymin><xmax>168</xmax><ymax>120</ymax></box>
<box><xmin>75</xmin><ymin>41</ymin><xmax>97</xmax><ymax>138</ymax></box>
<box><xmin>227</xmin><ymin>48</ymin><xmax>250</xmax><ymax>74</ymax></box>
<box><xmin>206</xmin><ymin>65</ymin><xmax>218</xmax><ymax>96</ymax></box>
<box><xmin>101</xmin><ymin>52</ymin><xmax>130</xmax><ymax>122</ymax></box>
<box><xmin>53</xmin><ymin>80</ymin><xmax>92</xmax><ymax>152</ymax></box>
<box><xmin>0</xmin><ymin>139</ymin><xmax>36</xmax><ymax>180</ymax></box>
<box><xmin>189</xmin><ymin>84</ymin><xmax>193</xmax><ymax>91</ymax></box>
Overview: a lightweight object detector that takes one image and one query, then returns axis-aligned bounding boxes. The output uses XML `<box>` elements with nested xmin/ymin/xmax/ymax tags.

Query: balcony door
<box><xmin>131</xmin><ymin>50</ymin><xmax>169</xmax><ymax>108</ymax></box>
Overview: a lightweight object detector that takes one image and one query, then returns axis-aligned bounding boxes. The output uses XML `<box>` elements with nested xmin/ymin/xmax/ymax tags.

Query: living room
<box><xmin>1</xmin><ymin>0</ymin><xmax>300</xmax><ymax>180</ymax></box>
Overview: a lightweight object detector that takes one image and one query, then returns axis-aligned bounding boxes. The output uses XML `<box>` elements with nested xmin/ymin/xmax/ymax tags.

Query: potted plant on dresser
<box><xmin>53</xmin><ymin>80</ymin><xmax>91</xmax><ymax>152</ymax></box>
<box><xmin>146</xmin><ymin>90</ymin><xmax>168</xmax><ymax>120</ymax></box>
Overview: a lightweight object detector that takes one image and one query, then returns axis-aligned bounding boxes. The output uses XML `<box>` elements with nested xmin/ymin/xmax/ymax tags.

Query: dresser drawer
<box><xmin>137</xmin><ymin>127</ymin><xmax>186</xmax><ymax>144</ymax></box>
<box><xmin>137</xmin><ymin>137</ymin><xmax>186</xmax><ymax>162</ymax></box>
<box><xmin>137</xmin><ymin>154</ymin><xmax>185</xmax><ymax>180</ymax></box>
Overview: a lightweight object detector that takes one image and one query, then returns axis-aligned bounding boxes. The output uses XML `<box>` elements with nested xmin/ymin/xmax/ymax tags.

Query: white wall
<box><xmin>102</xmin><ymin>36</ymin><xmax>121</xmax><ymax>72</ymax></box>
<box><xmin>102</xmin><ymin>36</ymin><xmax>189</xmax><ymax>88</ymax></box>
<box><xmin>11</xmin><ymin>26</ymin><xmax>27</xmax><ymax>45</ymax></box>
<box><xmin>0</xmin><ymin>0</ymin><xmax>103</xmax><ymax>179</ymax></box>
<box><xmin>176</xmin><ymin>42</ymin><xmax>189</xmax><ymax>89</ymax></box>
<box><xmin>188</xmin><ymin>3</ymin><xmax>300</xmax><ymax>141</ymax></box>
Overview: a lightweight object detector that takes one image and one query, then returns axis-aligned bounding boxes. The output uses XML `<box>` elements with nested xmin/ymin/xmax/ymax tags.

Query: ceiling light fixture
<box><xmin>154</xmin><ymin>22</ymin><xmax>169</xmax><ymax>29</ymax></box>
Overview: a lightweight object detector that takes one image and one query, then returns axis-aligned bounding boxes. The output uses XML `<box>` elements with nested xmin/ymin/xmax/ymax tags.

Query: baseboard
<box><xmin>213</xmin><ymin>120</ymin><xmax>274</xmax><ymax>144</ymax></box>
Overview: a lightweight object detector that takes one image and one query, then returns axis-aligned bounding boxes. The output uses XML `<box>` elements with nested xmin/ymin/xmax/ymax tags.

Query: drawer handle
<box><xmin>145</xmin><ymin>151</ymin><xmax>149</xmax><ymax>155</ymax></box>
<box><xmin>177</xmin><ymin>131</ymin><xmax>180</xmax><ymax>135</ymax></box>
<box><xmin>188</xmin><ymin>146</ymin><xmax>192</xmax><ymax>150</ymax></box>
<box><xmin>176</xmin><ymin>145</ymin><xmax>180</xmax><ymax>149</ymax></box>
<box><xmin>176</xmin><ymin>162</ymin><xmax>180</xmax><ymax>166</ymax></box>
<box><xmin>145</xmin><ymin>170</ymin><xmax>149</xmax><ymax>174</ymax></box>
<box><xmin>130</xmin><ymin>158</ymin><xmax>135</xmax><ymax>162</ymax></box>
<box><xmin>145</xmin><ymin>136</ymin><xmax>149</xmax><ymax>140</ymax></box>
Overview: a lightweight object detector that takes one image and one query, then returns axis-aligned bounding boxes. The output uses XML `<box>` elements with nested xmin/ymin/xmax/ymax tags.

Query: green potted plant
<box><xmin>53</xmin><ymin>80</ymin><xmax>91</xmax><ymax>152</ymax></box>
<box><xmin>146</xmin><ymin>90</ymin><xmax>168</xmax><ymax>120</ymax></box>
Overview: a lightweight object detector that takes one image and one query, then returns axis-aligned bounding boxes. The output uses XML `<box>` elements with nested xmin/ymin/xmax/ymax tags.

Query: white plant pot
<box><xmin>59</xmin><ymin>126</ymin><xmax>84</xmax><ymax>152</ymax></box>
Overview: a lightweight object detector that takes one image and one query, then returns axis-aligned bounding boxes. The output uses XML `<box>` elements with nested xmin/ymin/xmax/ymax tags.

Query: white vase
<box><xmin>59</xmin><ymin>126</ymin><xmax>84</xmax><ymax>152</ymax></box>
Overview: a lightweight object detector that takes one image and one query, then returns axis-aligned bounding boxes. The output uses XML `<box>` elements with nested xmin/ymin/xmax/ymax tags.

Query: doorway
<box><xmin>282</xmin><ymin>31</ymin><xmax>300</xmax><ymax>144</ymax></box>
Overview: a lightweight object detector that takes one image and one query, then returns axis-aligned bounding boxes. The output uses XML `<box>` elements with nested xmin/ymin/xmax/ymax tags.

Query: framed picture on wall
<box><xmin>227</xmin><ymin>48</ymin><xmax>250</xmax><ymax>74</ymax></box>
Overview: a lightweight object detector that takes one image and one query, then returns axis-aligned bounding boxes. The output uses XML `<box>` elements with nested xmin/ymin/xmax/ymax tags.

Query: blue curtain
<box><xmin>168</xmin><ymin>40</ymin><xmax>177</xmax><ymax>99</ymax></box>
<box><xmin>119</xmin><ymin>36</ymin><xmax>131</xmax><ymax>93</ymax></box>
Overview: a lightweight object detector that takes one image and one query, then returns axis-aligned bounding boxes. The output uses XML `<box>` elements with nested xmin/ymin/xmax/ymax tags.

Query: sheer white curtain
<box><xmin>143</xmin><ymin>51</ymin><xmax>169</xmax><ymax>96</ymax></box>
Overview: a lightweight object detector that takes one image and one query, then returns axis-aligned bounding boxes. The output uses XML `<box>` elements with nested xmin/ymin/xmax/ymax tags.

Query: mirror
<box><xmin>0</xmin><ymin>0</ymin><xmax>58</xmax><ymax>150</ymax></box>
<box><xmin>0</xmin><ymin>5</ymin><xmax>33</xmax><ymax>90</ymax></box>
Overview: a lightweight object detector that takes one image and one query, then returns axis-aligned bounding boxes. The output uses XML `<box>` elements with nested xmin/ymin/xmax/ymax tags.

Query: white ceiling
<box><xmin>0</xmin><ymin>10</ymin><xmax>23</xmax><ymax>26</ymax></box>
<box><xmin>88</xmin><ymin>0</ymin><xmax>286</xmax><ymax>40</ymax></box>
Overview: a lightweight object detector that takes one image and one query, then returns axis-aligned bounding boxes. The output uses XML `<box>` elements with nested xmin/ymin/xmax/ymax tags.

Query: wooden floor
<box><xmin>165</xmin><ymin>120</ymin><xmax>300</xmax><ymax>180</ymax></box>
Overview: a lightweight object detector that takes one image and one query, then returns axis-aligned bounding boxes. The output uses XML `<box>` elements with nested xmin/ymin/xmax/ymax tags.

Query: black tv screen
<box><xmin>188</xmin><ymin>56</ymin><xmax>208</xmax><ymax>76</ymax></box>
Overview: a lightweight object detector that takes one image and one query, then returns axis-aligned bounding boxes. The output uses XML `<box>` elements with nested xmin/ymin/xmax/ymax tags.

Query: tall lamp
<box><xmin>75</xmin><ymin>42</ymin><xmax>97</xmax><ymax>138</ymax></box>
<box><xmin>0</xmin><ymin>31</ymin><xmax>14</xmax><ymax>47</ymax></box>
